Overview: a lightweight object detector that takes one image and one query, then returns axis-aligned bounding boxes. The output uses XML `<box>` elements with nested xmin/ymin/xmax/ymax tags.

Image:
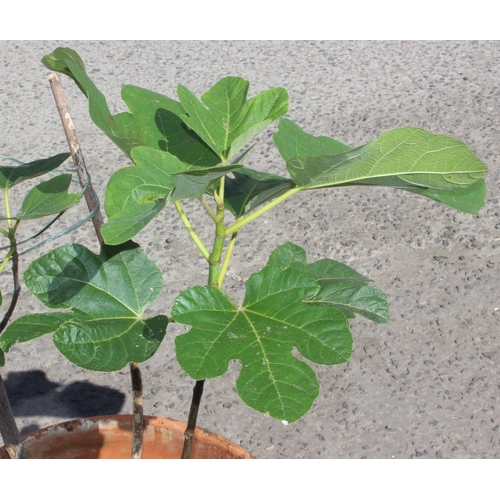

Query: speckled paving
<box><xmin>0</xmin><ymin>40</ymin><xmax>499</xmax><ymax>458</ymax></box>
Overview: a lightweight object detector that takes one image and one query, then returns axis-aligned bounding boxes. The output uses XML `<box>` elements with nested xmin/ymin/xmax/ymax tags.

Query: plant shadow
<box><xmin>3</xmin><ymin>370</ymin><xmax>125</xmax><ymax>436</ymax></box>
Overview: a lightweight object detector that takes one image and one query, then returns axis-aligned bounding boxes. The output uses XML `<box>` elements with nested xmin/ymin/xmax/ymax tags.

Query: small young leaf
<box><xmin>7</xmin><ymin>241</ymin><xmax>168</xmax><ymax>371</ymax></box>
<box><xmin>0</xmin><ymin>153</ymin><xmax>70</xmax><ymax>189</ymax></box>
<box><xmin>173</xmin><ymin>265</ymin><xmax>352</xmax><ymax>423</ymax></box>
<box><xmin>178</xmin><ymin>77</ymin><xmax>288</xmax><ymax>160</ymax></box>
<box><xmin>14</xmin><ymin>174</ymin><xmax>81</xmax><ymax>220</ymax></box>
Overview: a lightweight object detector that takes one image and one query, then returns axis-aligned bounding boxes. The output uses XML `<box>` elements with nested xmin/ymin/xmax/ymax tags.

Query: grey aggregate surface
<box><xmin>0</xmin><ymin>40</ymin><xmax>499</xmax><ymax>459</ymax></box>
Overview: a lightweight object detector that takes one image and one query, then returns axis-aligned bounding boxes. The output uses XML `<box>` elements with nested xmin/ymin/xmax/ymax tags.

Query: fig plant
<box><xmin>0</xmin><ymin>47</ymin><xmax>489</xmax><ymax>457</ymax></box>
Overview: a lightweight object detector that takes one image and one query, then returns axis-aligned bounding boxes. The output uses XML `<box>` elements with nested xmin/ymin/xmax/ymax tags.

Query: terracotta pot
<box><xmin>0</xmin><ymin>415</ymin><xmax>252</xmax><ymax>459</ymax></box>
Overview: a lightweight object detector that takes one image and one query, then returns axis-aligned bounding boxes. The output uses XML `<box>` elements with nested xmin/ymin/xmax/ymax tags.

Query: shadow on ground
<box><xmin>4</xmin><ymin>370</ymin><xmax>125</xmax><ymax>435</ymax></box>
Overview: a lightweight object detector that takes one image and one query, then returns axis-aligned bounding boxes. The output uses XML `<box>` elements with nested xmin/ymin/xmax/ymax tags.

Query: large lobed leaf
<box><xmin>0</xmin><ymin>242</ymin><xmax>168</xmax><ymax>371</ymax></box>
<box><xmin>274</xmin><ymin>121</ymin><xmax>488</xmax><ymax>214</ymax></box>
<box><xmin>178</xmin><ymin>77</ymin><xmax>288</xmax><ymax>161</ymax></box>
<box><xmin>42</xmin><ymin>48</ymin><xmax>220</xmax><ymax>165</ymax></box>
<box><xmin>173</xmin><ymin>243</ymin><xmax>389</xmax><ymax>422</ymax></box>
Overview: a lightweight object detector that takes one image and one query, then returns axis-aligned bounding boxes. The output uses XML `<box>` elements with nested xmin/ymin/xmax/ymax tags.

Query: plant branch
<box><xmin>0</xmin><ymin>247</ymin><xmax>21</xmax><ymax>333</ymax></box>
<box><xmin>181</xmin><ymin>379</ymin><xmax>205</xmax><ymax>459</ymax></box>
<box><xmin>0</xmin><ymin>372</ymin><xmax>26</xmax><ymax>458</ymax></box>
<box><xmin>129</xmin><ymin>362</ymin><xmax>143</xmax><ymax>459</ymax></box>
<box><xmin>48</xmin><ymin>72</ymin><xmax>104</xmax><ymax>245</ymax></box>
<box><xmin>224</xmin><ymin>186</ymin><xmax>302</xmax><ymax>236</ymax></box>
<box><xmin>0</xmin><ymin>241</ymin><xmax>26</xmax><ymax>458</ymax></box>
<box><xmin>174</xmin><ymin>201</ymin><xmax>210</xmax><ymax>260</ymax></box>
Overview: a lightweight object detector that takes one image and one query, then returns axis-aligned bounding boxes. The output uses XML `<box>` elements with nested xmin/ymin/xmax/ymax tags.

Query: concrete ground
<box><xmin>0</xmin><ymin>40</ymin><xmax>498</xmax><ymax>458</ymax></box>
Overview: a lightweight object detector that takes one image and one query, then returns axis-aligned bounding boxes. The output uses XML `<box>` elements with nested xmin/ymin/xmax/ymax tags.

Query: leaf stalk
<box><xmin>174</xmin><ymin>201</ymin><xmax>210</xmax><ymax>260</ymax></box>
<box><xmin>218</xmin><ymin>230</ymin><xmax>238</xmax><ymax>287</ymax></box>
<box><xmin>224</xmin><ymin>186</ymin><xmax>301</xmax><ymax>236</ymax></box>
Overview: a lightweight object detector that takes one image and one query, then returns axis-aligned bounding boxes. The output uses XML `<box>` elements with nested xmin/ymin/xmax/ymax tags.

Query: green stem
<box><xmin>218</xmin><ymin>175</ymin><xmax>225</xmax><ymax>203</ymax></box>
<box><xmin>218</xmin><ymin>230</ymin><xmax>238</xmax><ymax>287</ymax></box>
<box><xmin>0</xmin><ymin>247</ymin><xmax>15</xmax><ymax>274</ymax></box>
<box><xmin>0</xmin><ymin>192</ymin><xmax>19</xmax><ymax>273</ymax></box>
<box><xmin>174</xmin><ymin>201</ymin><xmax>210</xmax><ymax>260</ymax></box>
<box><xmin>208</xmin><ymin>228</ymin><xmax>225</xmax><ymax>286</ymax></box>
<box><xmin>208</xmin><ymin>191</ymin><xmax>226</xmax><ymax>287</ymax></box>
<box><xmin>200</xmin><ymin>196</ymin><xmax>219</xmax><ymax>223</ymax></box>
<box><xmin>224</xmin><ymin>187</ymin><xmax>301</xmax><ymax>236</ymax></box>
<box><xmin>3</xmin><ymin>189</ymin><xmax>12</xmax><ymax>229</ymax></box>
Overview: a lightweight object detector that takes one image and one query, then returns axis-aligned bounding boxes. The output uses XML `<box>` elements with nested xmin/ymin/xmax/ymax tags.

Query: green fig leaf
<box><xmin>0</xmin><ymin>174</ymin><xmax>81</xmax><ymax>220</ymax></box>
<box><xmin>267</xmin><ymin>243</ymin><xmax>390</xmax><ymax>323</ymax></box>
<box><xmin>101</xmin><ymin>199</ymin><xmax>167</xmax><ymax>246</ymax></box>
<box><xmin>42</xmin><ymin>48</ymin><xmax>220</xmax><ymax>166</ymax></box>
<box><xmin>178</xmin><ymin>77</ymin><xmax>288</xmax><ymax>161</ymax></box>
<box><xmin>121</xmin><ymin>85</ymin><xmax>221</xmax><ymax>166</ymax></box>
<box><xmin>222</xmin><ymin>168</ymin><xmax>296</xmax><ymax>217</ymax></box>
<box><xmin>273</xmin><ymin>118</ymin><xmax>350</xmax><ymax>161</ymax></box>
<box><xmin>104</xmin><ymin>147</ymin><xmax>188</xmax><ymax>219</ymax></box>
<box><xmin>4</xmin><ymin>242</ymin><xmax>168</xmax><ymax>371</ymax></box>
<box><xmin>401</xmin><ymin>178</ymin><xmax>486</xmax><ymax>215</ymax></box>
<box><xmin>0</xmin><ymin>312</ymin><xmax>73</xmax><ymax>351</ymax></box>
<box><xmin>173</xmin><ymin>263</ymin><xmax>352</xmax><ymax>423</ymax></box>
<box><xmin>0</xmin><ymin>153</ymin><xmax>70</xmax><ymax>189</ymax></box>
<box><xmin>284</xmin><ymin>127</ymin><xmax>487</xmax><ymax>191</ymax></box>
<box><xmin>102</xmin><ymin>147</ymin><xmax>191</xmax><ymax>244</ymax></box>
<box><xmin>101</xmin><ymin>147</ymin><xmax>244</xmax><ymax>245</ymax></box>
